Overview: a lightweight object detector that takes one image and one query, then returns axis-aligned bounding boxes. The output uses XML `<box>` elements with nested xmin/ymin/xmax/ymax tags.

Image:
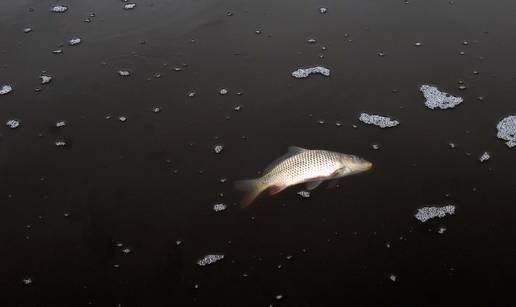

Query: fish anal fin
<box><xmin>269</xmin><ymin>185</ymin><xmax>286</xmax><ymax>196</ymax></box>
<box><xmin>263</xmin><ymin>146</ymin><xmax>308</xmax><ymax>174</ymax></box>
<box><xmin>305</xmin><ymin>180</ymin><xmax>323</xmax><ymax>191</ymax></box>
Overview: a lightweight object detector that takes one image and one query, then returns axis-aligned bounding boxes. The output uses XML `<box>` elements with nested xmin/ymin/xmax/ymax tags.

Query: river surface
<box><xmin>1</xmin><ymin>0</ymin><xmax>515</xmax><ymax>306</ymax></box>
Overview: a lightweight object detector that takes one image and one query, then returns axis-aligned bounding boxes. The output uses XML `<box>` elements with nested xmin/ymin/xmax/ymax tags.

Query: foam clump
<box><xmin>496</xmin><ymin>116</ymin><xmax>516</xmax><ymax>148</ymax></box>
<box><xmin>359</xmin><ymin>113</ymin><xmax>399</xmax><ymax>128</ymax></box>
<box><xmin>414</xmin><ymin>205</ymin><xmax>455</xmax><ymax>223</ymax></box>
<box><xmin>0</xmin><ymin>84</ymin><xmax>13</xmax><ymax>95</ymax></box>
<box><xmin>291</xmin><ymin>66</ymin><xmax>330</xmax><ymax>78</ymax></box>
<box><xmin>197</xmin><ymin>254</ymin><xmax>224</xmax><ymax>266</ymax></box>
<box><xmin>420</xmin><ymin>85</ymin><xmax>463</xmax><ymax>110</ymax></box>
<box><xmin>51</xmin><ymin>5</ymin><xmax>68</xmax><ymax>13</ymax></box>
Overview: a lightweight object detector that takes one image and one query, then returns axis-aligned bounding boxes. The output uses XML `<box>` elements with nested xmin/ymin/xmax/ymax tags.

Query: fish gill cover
<box><xmin>420</xmin><ymin>85</ymin><xmax>463</xmax><ymax>110</ymax></box>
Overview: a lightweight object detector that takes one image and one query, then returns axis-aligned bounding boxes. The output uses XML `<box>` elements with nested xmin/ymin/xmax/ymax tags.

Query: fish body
<box><xmin>235</xmin><ymin>146</ymin><xmax>372</xmax><ymax>207</ymax></box>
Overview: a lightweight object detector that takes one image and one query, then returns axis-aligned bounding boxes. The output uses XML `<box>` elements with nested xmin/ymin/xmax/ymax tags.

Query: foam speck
<box><xmin>359</xmin><ymin>113</ymin><xmax>399</xmax><ymax>128</ymax></box>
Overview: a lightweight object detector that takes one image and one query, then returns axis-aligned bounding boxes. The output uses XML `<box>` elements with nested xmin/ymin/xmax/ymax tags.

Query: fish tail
<box><xmin>234</xmin><ymin>178</ymin><xmax>266</xmax><ymax>208</ymax></box>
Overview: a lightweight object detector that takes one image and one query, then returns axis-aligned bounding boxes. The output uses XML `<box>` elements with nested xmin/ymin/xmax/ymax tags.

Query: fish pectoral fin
<box><xmin>326</xmin><ymin>179</ymin><xmax>340</xmax><ymax>189</ymax></box>
<box><xmin>269</xmin><ymin>185</ymin><xmax>286</xmax><ymax>196</ymax></box>
<box><xmin>305</xmin><ymin>180</ymin><xmax>323</xmax><ymax>191</ymax></box>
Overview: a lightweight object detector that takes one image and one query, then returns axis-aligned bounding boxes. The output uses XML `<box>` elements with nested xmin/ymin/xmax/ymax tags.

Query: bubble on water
<box><xmin>479</xmin><ymin>152</ymin><xmax>491</xmax><ymax>162</ymax></box>
<box><xmin>359</xmin><ymin>113</ymin><xmax>399</xmax><ymax>128</ymax></box>
<box><xmin>118</xmin><ymin>70</ymin><xmax>130</xmax><ymax>77</ymax></box>
<box><xmin>0</xmin><ymin>84</ymin><xmax>13</xmax><ymax>95</ymax></box>
<box><xmin>496</xmin><ymin>116</ymin><xmax>516</xmax><ymax>148</ymax></box>
<box><xmin>219</xmin><ymin>88</ymin><xmax>228</xmax><ymax>95</ymax></box>
<box><xmin>213</xmin><ymin>203</ymin><xmax>227</xmax><ymax>212</ymax></box>
<box><xmin>40</xmin><ymin>74</ymin><xmax>53</xmax><ymax>84</ymax></box>
<box><xmin>124</xmin><ymin>3</ymin><xmax>136</xmax><ymax>10</ymax></box>
<box><xmin>319</xmin><ymin>7</ymin><xmax>327</xmax><ymax>14</ymax></box>
<box><xmin>55</xmin><ymin>120</ymin><xmax>66</xmax><ymax>128</ymax></box>
<box><xmin>22</xmin><ymin>277</ymin><xmax>33</xmax><ymax>285</ymax></box>
<box><xmin>414</xmin><ymin>205</ymin><xmax>455</xmax><ymax>223</ymax></box>
<box><xmin>69</xmin><ymin>38</ymin><xmax>81</xmax><ymax>46</ymax></box>
<box><xmin>6</xmin><ymin>119</ymin><xmax>20</xmax><ymax>129</ymax></box>
<box><xmin>420</xmin><ymin>85</ymin><xmax>463</xmax><ymax>110</ymax></box>
<box><xmin>24</xmin><ymin>27</ymin><xmax>32</xmax><ymax>33</ymax></box>
<box><xmin>51</xmin><ymin>5</ymin><xmax>68</xmax><ymax>13</ymax></box>
<box><xmin>55</xmin><ymin>139</ymin><xmax>68</xmax><ymax>147</ymax></box>
<box><xmin>297</xmin><ymin>191</ymin><xmax>310</xmax><ymax>198</ymax></box>
<box><xmin>292</xmin><ymin>66</ymin><xmax>330</xmax><ymax>78</ymax></box>
<box><xmin>197</xmin><ymin>254</ymin><xmax>224</xmax><ymax>266</ymax></box>
<box><xmin>213</xmin><ymin>144</ymin><xmax>224</xmax><ymax>154</ymax></box>
<box><xmin>389</xmin><ymin>274</ymin><xmax>397</xmax><ymax>282</ymax></box>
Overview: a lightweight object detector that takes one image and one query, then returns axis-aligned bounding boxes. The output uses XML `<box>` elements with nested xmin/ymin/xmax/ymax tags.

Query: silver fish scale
<box><xmin>262</xmin><ymin>150</ymin><xmax>342</xmax><ymax>187</ymax></box>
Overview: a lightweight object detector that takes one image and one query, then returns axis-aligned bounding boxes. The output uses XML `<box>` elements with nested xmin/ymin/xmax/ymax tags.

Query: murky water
<box><xmin>1</xmin><ymin>0</ymin><xmax>516</xmax><ymax>306</ymax></box>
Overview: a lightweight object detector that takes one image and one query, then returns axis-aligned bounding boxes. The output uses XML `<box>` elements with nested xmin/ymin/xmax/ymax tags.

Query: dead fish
<box><xmin>234</xmin><ymin>146</ymin><xmax>372</xmax><ymax>207</ymax></box>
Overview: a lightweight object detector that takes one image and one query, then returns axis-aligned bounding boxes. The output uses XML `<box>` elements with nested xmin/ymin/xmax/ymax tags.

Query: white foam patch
<box><xmin>414</xmin><ymin>205</ymin><xmax>455</xmax><ymax>223</ymax></box>
<box><xmin>197</xmin><ymin>254</ymin><xmax>224</xmax><ymax>266</ymax></box>
<box><xmin>496</xmin><ymin>116</ymin><xmax>516</xmax><ymax>148</ymax></box>
<box><xmin>213</xmin><ymin>203</ymin><xmax>227</xmax><ymax>212</ymax></box>
<box><xmin>359</xmin><ymin>113</ymin><xmax>399</xmax><ymax>128</ymax></box>
<box><xmin>51</xmin><ymin>5</ymin><xmax>68</xmax><ymax>13</ymax></box>
<box><xmin>420</xmin><ymin>85</ymin><xmax>463</xmax><ymax>110</ymax></box>
<box><xmin>0</xmin><ymin>84</ymin><xmax>13</xmax><ymax>95</ymax></box>
<box><xmin>292</xmin><ymin>66</ymin><xmax>330</xmax><ymax>78</ymax></box>
<box><xmin>479</xmin><ymin>152</ymin><xmax>491</xmax><ymax>162</ymax></box>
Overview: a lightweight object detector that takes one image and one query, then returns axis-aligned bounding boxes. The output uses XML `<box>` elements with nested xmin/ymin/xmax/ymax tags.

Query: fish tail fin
<box><xmin>234</xmin><ymin>178</ymin><xmax>266</xmax><ymax>208</ymax></box>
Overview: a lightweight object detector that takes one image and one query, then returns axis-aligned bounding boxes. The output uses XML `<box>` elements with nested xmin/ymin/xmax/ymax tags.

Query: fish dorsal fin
<box><xmin>263</xmin><ymin>146</ymin><xmax>308</xmax><ymax>174</ymax></box>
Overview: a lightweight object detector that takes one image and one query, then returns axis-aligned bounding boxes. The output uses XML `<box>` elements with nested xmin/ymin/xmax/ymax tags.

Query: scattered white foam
<box><xmin>197</xmin><ymin>254</ymin><xmax>224</xmax><ymax>266</ymax></box>
<box><xmin>420</xmin><ymin>85</ymin><xmax>463</xmax><ymax>110</ymax></box>
<box><xmin>124</xmin><ymin>3</ymin><xmax>136</xmax><ymax>10</ymax></box>
<box><xmin>55</xmin><ymin>140</ymin><xmax>67</xmax><ymax>147</ymax></box>
<box><xmin>414</xmin><ymin>205</ymin><xmax>455</xmax><ymax>223</ymax></box>
<box><xmin>69</xmin><ymin>38</ymin><xmax>81</xmax><ymax>46</ymax></box>
<box><xmin>213</xmin><ymin>203</ymin><xmax>227</xmax><ymax>212</ymax></box>
<box><xmin>297</xmin><ymin>191</ymin><xmax>311</xmax><ymax>198</ymax></box>
<box><xmin>51</xmin><ymin>5</ymin><xmax>68</xmax><ymax>13</ymax></box>
<box><xmin>213</xmin><ymin>144</ymin><xmax>224</xmax><ymax>154</ymax></box>
<box><xmin>291</xmin><ymin>66</ymin><xmax>330</xmax><ymax>78</ymax></box>
<box><xmin>6</xmin><ymin>119</ymin><xmax>20</xmax><ymax>129</ymax></box>
<box><xmin>496</xmin><ymin>116</ymin><xmax>516</xmax><ymax>148</ymax></box>
<box><xmin>359</xmin><ymin>113</ymin><xmax>399</xmax><ymax>128</ymax></box>
<box><xmin>40</xmin><ymin>74</ymin><xmax>53</xmax><ymax>84</ymax></box>
<box><xmin>319</xmin><ymin>7</ymin><xmax>327</xmax><ymax>14</ymax></box>
<box><xmin>0</xmin><ymin>84</ymin><xmax>13</xmax><ymax>95</ymax></box>
<box><xmin>479</xmin><ymin>152</ymin><xmax>491</xmax><ymax>162</ymax></box>
<box><xmin>118</xmin><ymin>70</ymin><xmax>130</xmax><ymax>77</ymax></box>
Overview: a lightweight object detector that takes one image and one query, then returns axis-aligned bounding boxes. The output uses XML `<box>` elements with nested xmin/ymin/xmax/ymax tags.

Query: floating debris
<box><xmin>420</xmin><ymin>85</ymin><xmax>463</xmax><ymax>110</ymax></box>
<box><xmin>414</xmin><ymin>42</ymin><xmax>422</xmax><ymax>47</ymax></box>
<box><xmin>479</xmin><ymin>152</ymin><xmax>491</xmax><ymax>162</ymax></box>
<box><xmin>414</xmin><ymin>205</ymin><xmax>456</xmax><ymax>223</ymax></box>
<box><xmin>123</xmin><ymin>3</ymin><xmax>136</xmax><ymax>10</ymax></box>
<box><xmin>197</xmin><ymin>254</ymin><xmax>224</xmax><ymax>266</ymax></box>
<box><xmin>213</xmin><ymin>203</ymin><xmax>227</xmax><ymax>212</ymax></box>
<box><xmin>319</xmin><ymin>7</ymin><xmax>327</xmax><ymax>14</ymax></box>
<box><xmin>118</xmin><ymin>70</ymin><xmax>130</xmax><ymax>77</ymax></box>
<box><xmin>51</xmin><ymin>5</ymin><xmax>68</xmax><ymax>13</ymax></box>
<box><xmin>297</xmin><ymin>190</ymin><xmax>311</xmax><ymax>198</ymax></box>
<box><xmin>359</xmin><ymin>113</ymin><xmax>399</xmax><ymax>128</ymax></box>
<box><xmin>291</xmin><ymin>66</ymin><xmax>330</xmax><ymax>78</ymax></box>
<box><xmin>6</xmin><ymin>119</ymin><xmax>20</xmax><ymax>129</ymax></box>
<box><xmin>68</xmin><ymin>38</ymin><xmax>81</xmax><ymax>46</ymax></box>
<box><xmin>55</xmin><ymin>139</ymin><xmax>68</xmax><ymax>147</ymax></box>
<box><xmin>275</xmin><ymin>294</ymin><xmax>284</xmax><ymax>300</ymax></box>
<box><xmin>40</xmin><ymin>74</ymin><xmax>53</xmax><ymax>84</ymax></box>
<box><xmin>213</xmin><ymin>144</ymin><xmax>224</xmax><ymax>154</ymax></box>
<box><xmin>0</xmin><ymin>84</ymin><xmax>13</xmax><ymax>95</ymax></box>
<box><xmin>448</xmin><ymin>142</ymin><xmax>456</xmax><ymax>149</ymax></box>
<box><xmin>496</xmin><ymin>116</ymin><xmax>516</xmax><ymax>148</ymax></box>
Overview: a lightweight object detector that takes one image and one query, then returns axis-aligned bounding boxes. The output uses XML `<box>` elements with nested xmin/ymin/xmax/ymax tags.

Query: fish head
<box><xmin>339</xmin><ymin>154</ymin><xmax>373</xmax><ymax>175</ymax></box>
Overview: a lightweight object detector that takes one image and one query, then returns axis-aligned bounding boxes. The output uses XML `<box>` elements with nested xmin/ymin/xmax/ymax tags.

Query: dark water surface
<box><xmin>1</xmin><ymin>0</ymin><xmax>516</xmax><ymax>306</ymax></box>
